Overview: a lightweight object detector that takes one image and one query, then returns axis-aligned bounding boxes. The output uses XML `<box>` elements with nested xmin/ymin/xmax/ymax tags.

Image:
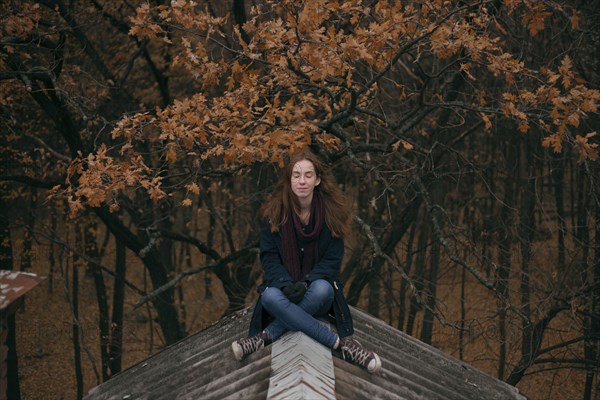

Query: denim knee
<box><xmin>261</xmin><ymin>286</ymin><xmax>285</xmax><ymax>310</ymax></box>
<box><xmin>308</xmin><ymin>279</ymin><xmax>333</xmax><ymax>300</ymax></box>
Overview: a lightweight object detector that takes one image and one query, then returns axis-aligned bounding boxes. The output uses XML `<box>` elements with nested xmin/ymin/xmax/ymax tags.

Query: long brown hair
<box><xmin>260</xmin><ymin>149</ymin><xmax>350</xmax><ymax>238</ymax></box>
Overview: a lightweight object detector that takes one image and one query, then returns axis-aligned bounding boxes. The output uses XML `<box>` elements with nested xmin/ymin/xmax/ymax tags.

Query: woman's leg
<box><xmin>262</xmin><ymin>279</ymin><xmax>336</xmax><ymax>348</ymax></box>
<box><xmin>298</xmin><ymin>279</ymin><xmax>334</xmax><ymax>316</ymax></box>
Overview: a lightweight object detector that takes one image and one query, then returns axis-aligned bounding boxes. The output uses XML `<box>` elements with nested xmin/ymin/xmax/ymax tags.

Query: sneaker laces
<box><xmin>238</xmin><ymin>335</ymin><xmax>265</xmax><ymax>356</ymax></box>
<box><xmin>340</xmin><ymin>338</ymin><xmax>373</xmax><ymax>368</ymax></box>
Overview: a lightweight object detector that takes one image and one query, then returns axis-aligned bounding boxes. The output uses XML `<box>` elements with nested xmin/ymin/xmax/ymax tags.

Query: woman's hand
<box><xmin>283</xmin><ymin>281</ymin><xmax>308</xmax><ymax>303</ymax></box>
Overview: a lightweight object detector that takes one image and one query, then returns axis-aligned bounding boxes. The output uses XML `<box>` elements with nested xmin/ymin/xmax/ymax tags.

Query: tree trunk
<box><xmin>346</xmin><ymin>197</ymin><xmax>422</xmax><ymax>306</ymax></box>
<box><xmin>459</xmin><ymin>252</ymin><xmax>466</xmax><ymax>361</ymax></box>
<box><xmin>199</xmin><ymin>173</ymin><xmax>261</xmax><ymax>316</ymax></box>
<box><xmin>20</xmin><ymin>187</ymin><xmax>36</xmax><ymax>272</ymax></box>
<box><xmin>505</xmin><ymin>137</ymin><xmax>539</xmax><ymax>386</ymax></box>
<box><xmin>205</xmin><ymin>202</ymin><xmax>215</xmax><ymax>300</ymax></box>
<box><xmin>506</xmin><ymin>305</ymin><xmax>565</xmax><ymax>386</ymax></box>
<box><xmin>398</xmin><ymin>223</ymin><xmax>417</xmax><ymax>331</ymax></box>
<box><xmin>362</xmin><ymin>178</ymin><xmax>380</xmax><ymax>318</ymax></box>
<box><xmin>220</xmin><ymin>249</ymin><xmax>257</xmax><ymax>316</ymax></box>
<box><xmin>421</xmin><ymin>236</ymin><xmax>440</xmax><ymax>345</ymax></box>
<box><xmin>583</xmin><ymin>163</ymin><xmax>598</xmax><ymax>400</ymax></box>
<box><xmin>94</xmin><ymin>208</ymin><xmax>185</xmax><ymax>344</ymax></box>
<box><xmin>406</xmin><ymin>217</ymin><xmax>429</xmax><ymax>337</ymax></box>
<box><xmin>551</xmin><ymin>153</ymin><xmax>566</xmax><ymax>269</ymax></box>
<box><xmin>367</xmin><ymin>261</ymin><xmax>381</xmax><ymax>318</ymax></box>
<box><xmin>233</xmin><ymin>0</ymin><xmax>250</xmax><ymax>43</ymax></box>
<box><xmin>48</xmin><ymin>208</ymin><xmax>57</xmax><ymax>292</ymax></box>
<box><xmin>0</xmin><ymin>190</ymin><xmax>9</xmax><ymax>255</ymax></box>
<box><xmin>176</xmin><ymin>244</ymin><xmax>187</xmax><ymax>334</ymax></box>
<box><xmin>1</xmin><ymin>184</ymin><xmax>21</xmax><ymax>400</ymax></box>
<box><xmin>109</xmin><ymin>238</ymin><xmax>126</xmax><ymax>376</ymax></box>
<box><xmin>72</xmin><ymin>227</ymin><xmax>84</xmax><ymax>400</ymax></box>
<box><xmin>496</xmin><ymin>139</ymin><xmax>517</xmax><ymax>380</ymax></box>
<box><xmin>84</xmin><ymin>221</ymin><xmax>109</xmax><ymax>382</ymax></box>
<box><xmin>517</xmin><ymin>139</ymin><xmax>536</xmax><ymax>385</ymax></box>
<box><xmin>421</xmin><ymin>182</ymin><xmax>445</xmax><ymax>345</ymax></box>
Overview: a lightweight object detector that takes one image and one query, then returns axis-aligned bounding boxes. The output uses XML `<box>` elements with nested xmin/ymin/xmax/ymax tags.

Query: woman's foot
<box><xmin>231</xmin><ymin>331</ymin><xmax>272</xmax><ymax>361</ymax></box>
<box><xmin>337</xmin><ymin>337</ymin><xmax>382</xmax><ymax>373</ymax></box>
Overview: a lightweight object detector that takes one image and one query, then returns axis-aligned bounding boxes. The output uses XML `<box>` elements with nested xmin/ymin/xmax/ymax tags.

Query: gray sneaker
<box><xmin>339</xmin><ymin>337</ymin><xmax>382</xmax><ymax>373</ymax></box>
<box><xmin>232</xmin><ymin>332</ymin><xmax>272</xmax><ymax>361</ymax></box>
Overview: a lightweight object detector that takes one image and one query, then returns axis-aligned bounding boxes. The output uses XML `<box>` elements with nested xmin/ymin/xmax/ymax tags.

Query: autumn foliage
<box><xmin>45</xmin><ymin>0</ymin><xmax>596</xmax><ymax>215</ymax></box>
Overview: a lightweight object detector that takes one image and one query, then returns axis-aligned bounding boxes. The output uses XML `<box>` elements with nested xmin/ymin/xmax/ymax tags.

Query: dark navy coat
<box><xmin>248</xmin><ymin>220</ymin><xmax>354</xmax><ymax>338</ymax></box>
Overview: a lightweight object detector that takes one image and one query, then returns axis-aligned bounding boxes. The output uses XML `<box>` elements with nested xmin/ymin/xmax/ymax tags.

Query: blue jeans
<box><xmin>262</xmin><ymin>279</ymin><xmax>338</xmax><ymax>349</ymax></box>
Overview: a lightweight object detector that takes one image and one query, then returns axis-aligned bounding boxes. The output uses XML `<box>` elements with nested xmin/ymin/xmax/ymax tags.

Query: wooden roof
<box><xmin>267</xmin><ymin>328</ymin><xmax>336</xmax><ymax>399</ymax></box>
<box><xmin>0</xmin><ymin>270</ymin><xmax>45</xmax><ymax>315</ymax></box>
<box><xmin>85</xmin><ymin>306</ymin><xmax>526</xmax><ymax>400</ymax></box>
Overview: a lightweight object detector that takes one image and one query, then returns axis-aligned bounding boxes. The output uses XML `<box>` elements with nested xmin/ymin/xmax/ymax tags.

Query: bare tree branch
<box><xmin>133</xmin><ymin>246</ymin><xmax>259</xmax><ymax>309</ymax></box>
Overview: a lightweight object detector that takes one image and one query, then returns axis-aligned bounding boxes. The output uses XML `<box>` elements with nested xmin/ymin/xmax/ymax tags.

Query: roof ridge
<box><xmin>268</xmin><ymin>324</ymin><xmax>336</xmax><ymax>399</ymax></box>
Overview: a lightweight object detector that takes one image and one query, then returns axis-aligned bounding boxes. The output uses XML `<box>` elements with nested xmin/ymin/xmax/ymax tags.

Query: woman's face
<box><xmin>290</xmin><ymin>159</ymin><xmax>321</xmax><ymax>202</ymax></box>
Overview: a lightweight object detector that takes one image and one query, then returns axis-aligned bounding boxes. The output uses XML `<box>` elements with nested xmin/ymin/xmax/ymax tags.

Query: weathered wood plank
<box><xmin>268</xmin><ymin>330</ymin><xmax>336</xmax><ymax>400</ymax></box>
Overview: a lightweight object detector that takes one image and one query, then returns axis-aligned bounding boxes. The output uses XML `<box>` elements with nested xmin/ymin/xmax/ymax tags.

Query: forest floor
<box><xmin>13</xmin><ymin>239</ymin><xmax>585</xmax><ymax>400</ymax></box>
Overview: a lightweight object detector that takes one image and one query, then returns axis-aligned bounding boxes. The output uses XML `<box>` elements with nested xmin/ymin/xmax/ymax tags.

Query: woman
<box><xmin>231</xmin><ymin>149</ymin><xmax>381</xmax><ymax>374</ymax></box>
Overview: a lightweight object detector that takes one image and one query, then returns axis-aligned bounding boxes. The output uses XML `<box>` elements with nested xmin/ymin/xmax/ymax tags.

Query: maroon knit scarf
<box><xmin>281</xmin><ymin>190</ymin><xmax>324</xmax><ymax>282</ymax></box>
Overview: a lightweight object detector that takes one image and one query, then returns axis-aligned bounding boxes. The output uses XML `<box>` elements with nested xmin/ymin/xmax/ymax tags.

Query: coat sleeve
<box><xmin>303</xmin><ymin>226</ymin><xmax>344</xmax><ymax>283</ymax></box>
<box><xmin>260</xmin><ymin>220</ymin><xmax>294</xmax><ymax>289</ymax></box>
